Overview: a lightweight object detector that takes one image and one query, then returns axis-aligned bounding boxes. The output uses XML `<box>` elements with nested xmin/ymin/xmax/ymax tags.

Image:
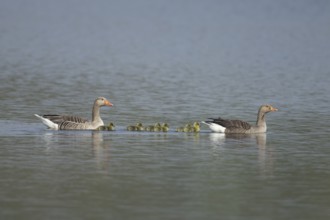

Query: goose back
<box><xmin>43</xmin><ymin>115</ymin><xmax>89</xmax><ymax>124</ymax></box>
<box><xmin>58</xmin><ymin>121</ymin><xmax>94</xmax><ymax>130</ymax></box>
<box><xmin>207</xmin><ymin>117</ymin><xmax>252</xmax><ymax>131</ymax></box>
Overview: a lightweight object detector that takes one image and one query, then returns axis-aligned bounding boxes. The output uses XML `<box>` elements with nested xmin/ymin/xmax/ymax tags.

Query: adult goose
<box><xmin>202</xmin><ymin>105</ymin><xmax>278</xmax><ymax>134</ymax></box>
<box><xmin>34</xmin><ymin>97</ymin><xmax>113</xmax><ymax>130</ymax></box>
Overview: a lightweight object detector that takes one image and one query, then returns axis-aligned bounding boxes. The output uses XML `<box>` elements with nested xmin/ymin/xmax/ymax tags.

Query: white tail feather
<box><xmin>201</xmin><ymin>121</ymin><xmax>226</xmax><ymax>133</ymax></box>
<box><xmin>34</xmin><ymin>114</ymin><xmax>59</xmax><ymax>130</ymax></box>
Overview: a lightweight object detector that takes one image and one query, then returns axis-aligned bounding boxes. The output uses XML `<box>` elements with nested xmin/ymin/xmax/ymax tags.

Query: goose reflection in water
<box><xmin>209</xmin><ymin>133</ymin><xmax>273</xmax><ymax>174</ymax></box>
<box><xmin>41</xmin><ymin>131</ymin><xmax>111</xmax><ymax>172</ymax></box>
<box><xmin>209</xmin><ymin>133</ymin><xmax>266</xmax><ymax>149</ymax></box>
<box><xmin>91</xmin><ymin>131</ymin><xmax>111</xmax><ymax>172</ymax></box>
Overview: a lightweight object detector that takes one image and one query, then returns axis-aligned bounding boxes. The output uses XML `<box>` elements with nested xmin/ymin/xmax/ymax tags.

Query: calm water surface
<box><xmin>1</xmin><ymin>0</ymin><xmax>330</xmax><ymax>219</ymax></box>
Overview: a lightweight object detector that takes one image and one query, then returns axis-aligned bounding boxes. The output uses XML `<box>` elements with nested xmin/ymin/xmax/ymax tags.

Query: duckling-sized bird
<box><xmin>184</xmin><ymin>124</ymin><xmax>193</xmax><ymax>132</ymax></box>
<box><xmin>97</xmin><ymin>122</ymin><xmax>116</xmax><ymax>131</ymax></box>
<box><xmin>126</xmin><ymin>125</ymin><xmax>136</xmax><ymax>131</ymax></box>
<box><xmin>145</xmin><ymin>125</ymin><xmax>152</xmax><ymax>131</ymax></box>
<box><xmin>127</xmin><ymin>123</ymin><xmax>144</xmax><ymax>131</ymax></box>
<box><xmin>161</xmin><ymin>123</ymin><xmax>169</xmax><ymax>132</ymax></box>
<box><xmin>176</xmin><ymin>122</ymin><xmax>200</xmax><ymax>132</ymax></box>
<box><xmin>135</xmin><ymin>123</ymin><xmax>144</xmax><ymax>131</ymax></box>
<box><xmin>176</xmin><ymin>123</ymin><xmax>192</xmax><ymax>132</ymax></box>
<box><xmin>191</xmin><ymin>122</ymin><xmax>200</xmax><ymax>132</ymax></box>
<box><xmin>107</xmin><ymin>122</ymin><xmax>116</xmax><ymax>131</ymax></box>
<box><xmin>145</xmin><ymin>123</ymin><xmax>162</xmax><ymax>132</ymax></box>
<box><xmin>96</xmin><ymin>126</ymin><xmax>107</xmax><ymax>131</ymax></box>
<box><xmin>202</xmin><ymin>104</ymin><xmax>278</xmax><ymax>134</ymax></box>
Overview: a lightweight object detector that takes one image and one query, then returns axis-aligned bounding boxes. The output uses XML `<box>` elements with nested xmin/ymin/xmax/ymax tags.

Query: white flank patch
<box><xmin>34</xmin><ymin>114</ymin><xmax>59</xmax><ymax>130</ymax></box>
<box><xmin>201</xmin><ymin>121</ymin><xmax>226</xmax><ymax>133</ymax></box>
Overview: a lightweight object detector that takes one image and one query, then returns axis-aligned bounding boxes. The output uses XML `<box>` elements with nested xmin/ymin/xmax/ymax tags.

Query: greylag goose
<box><xmin>202</xmin><ymin>105</ymin><xmax>278</xmax><ymax>134</ymax></box>
<box><xmin>34</xmin><ymin>97</ymin><xmax>113</xmax><ymax>130</ymax></box>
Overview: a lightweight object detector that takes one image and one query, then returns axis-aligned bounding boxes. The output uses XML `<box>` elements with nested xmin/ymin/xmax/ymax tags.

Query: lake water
<box><xmin>1</xmin><ymin>0</ymin><xmax>330</xmax><ymax>219</ymax></box>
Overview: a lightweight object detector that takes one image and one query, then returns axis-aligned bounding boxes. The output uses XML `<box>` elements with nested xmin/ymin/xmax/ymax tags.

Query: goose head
<box><xmin>260</xmin><ymin>105</ymin><xmax>278</xmax><ymax>114</ymax></box>
<box><xmin>96</xmin><ymin>97</ymin><xmax>113</xmax><ymax>107</ymax></box>
<box><xmin>258</xmin><ymin>105</ymin><xmax>278</xmax><ymax>122</ymax></box>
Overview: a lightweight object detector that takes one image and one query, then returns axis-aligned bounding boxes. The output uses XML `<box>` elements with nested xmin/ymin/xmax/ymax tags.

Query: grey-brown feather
<box><xmin>43</xmin><ymin>115</ymin><xmax>89</xmax><ymax>124</ymax></box>
<box><xmin>43</xmin><ymin>115</ymin><xmax>91</xmax><ymax>129</ymax></box>
<box><xmin>207</xmin><ymin>117</ymin><xmax>252</xmax><ymax>130</ymax></box>
<box><xmin>59</xmin><ymin>121</ymin><xmax>89</xmax><ymax>130</ymax></box>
